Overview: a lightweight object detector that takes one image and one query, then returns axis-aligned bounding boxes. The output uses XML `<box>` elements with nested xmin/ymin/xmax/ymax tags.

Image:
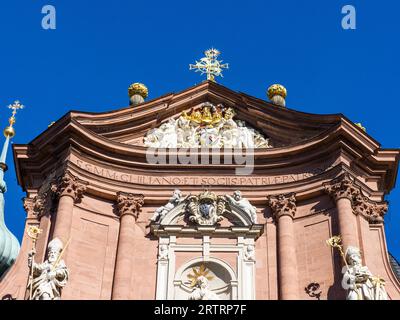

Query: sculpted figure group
<box><xmin>144</xmin><ymin>103</ymin><xmax>271</xmax><ymax>149</ymax></box>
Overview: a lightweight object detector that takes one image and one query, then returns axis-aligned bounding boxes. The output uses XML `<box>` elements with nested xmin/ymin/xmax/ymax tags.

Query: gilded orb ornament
<box><xmin>3</xmin><ymin>126</ymin><xmax>15</xmax><ymax>138</ymax></box>
<box><xmin>128</xmin><ymin>83</ymin><xmax>148</xmax><ymax>99</ymax></box>
<box><xmin>267</xmin><ymin>84</ymin><xmax>287</xmax><ymax>100</ymax></box>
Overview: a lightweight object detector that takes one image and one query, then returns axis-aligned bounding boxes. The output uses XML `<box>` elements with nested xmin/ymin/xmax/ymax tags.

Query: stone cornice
<box><xmin>266</xmin><ymin>193</ymin><xmax>297</xmax><ymax>220</ymax></box>
<box><xmin>11</xmin><ymin>83</ymin><xmax>400</xmax><ymax>195</ymax></box>
<box><xmin>116</xmin><ymin>192</ymin><xmax>144</xmax><ymax>219</ymax></box>
<box><xmin>150</xmin><ymin>224</ymin><xmax>264</xmax><ymax>239</ymax></box>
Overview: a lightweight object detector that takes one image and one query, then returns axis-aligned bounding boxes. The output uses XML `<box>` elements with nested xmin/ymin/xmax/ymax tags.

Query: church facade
<box><xmin>0</xmin><ymin>79</ymin><xmax>400</xmax><ymax>300</ymax></box>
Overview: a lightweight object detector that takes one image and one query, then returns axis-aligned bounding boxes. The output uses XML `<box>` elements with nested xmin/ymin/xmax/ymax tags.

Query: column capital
<box><xmin>23</xmin><ymin>196</ymin><xmax>44</xmax><ymax>219</ymax></box>
<box><xmin>266</xmin><ymin>193</ymin><xmax>296</xmax><ymax>220</ymax></box>
<box><xmin>353</xmin><ymin>194</ymin><xmax>388</xmax><ymax>224</ymax></box>
<box><xmin>116</xmin><ymin>192</ymin><xmax>144</xmax><ymax>219</ymax></box>
<box><xmin>51</xmin><ymin>171</ymin><xmax>87</xmax><ymax>203</ymax></box>
<box><xmin>324</xmin><ymin>173</ymin><xmax>360</xmax><ymax>201</ymax></box>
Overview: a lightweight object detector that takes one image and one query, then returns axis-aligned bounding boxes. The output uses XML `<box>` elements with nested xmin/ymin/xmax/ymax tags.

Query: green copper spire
<box><xmin>0</xmin><ymin>101</ymin><xmax>23</xmax><ymax>277</ymax></box>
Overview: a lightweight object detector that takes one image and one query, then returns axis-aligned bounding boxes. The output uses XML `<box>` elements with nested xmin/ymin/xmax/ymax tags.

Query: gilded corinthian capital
<box><xmin>266</xmin><ymin>193</ymin><xmax>296</xmax><ymax>219</ymax></box>
<box><xmin>51</xmin><ymin>171</ymin><xmax>87</xmax><ymax>202</ymax></box>
<box><xmin>323</xmin><ymin>173</ymin><xmax>360</xmax><ymax>201</ymax></box>
<box><xmin>116</xmin><ymin>192</ymin><xmax>144</xmax><ymax>219</ymax></box>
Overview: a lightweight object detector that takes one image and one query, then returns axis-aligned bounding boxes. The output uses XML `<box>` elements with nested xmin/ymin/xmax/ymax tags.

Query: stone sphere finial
<box><xmin>128</xmin><ymin>83</ymin><xmax>148</xmax><ymax>106</ymax></box>
<box><xmin>267</xmin><ymin>84</ymin><xmax>287</xmax><ymax>107</ymax></box>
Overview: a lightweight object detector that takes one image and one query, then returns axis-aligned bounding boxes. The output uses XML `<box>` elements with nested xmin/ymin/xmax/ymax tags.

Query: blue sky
<box><xmin>0</xmin><ymin>0</ymin><xmax>399</xmax><ymax>259</ymax></box>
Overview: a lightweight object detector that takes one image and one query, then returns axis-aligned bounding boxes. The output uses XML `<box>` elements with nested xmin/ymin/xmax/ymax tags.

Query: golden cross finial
<box><xmin>8</xmin><ymin>100</ymin><xmax>24</xmax><ymax>117</ymax></box>
<box><xmin>3</xmin><ymin>100</ymin><xmax>25</xmax><ymax>138</ymax></box>
<box><xmin>189</xmin><ymin>48</ymin><xmax>229</xmax><ymax>82</ymax></box>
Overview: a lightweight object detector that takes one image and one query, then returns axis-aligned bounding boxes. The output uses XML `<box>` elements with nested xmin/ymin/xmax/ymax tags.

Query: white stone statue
<box><xmin>225</xmin><ymin>190</ymin><xmax>258</xmax><ymax>223</ymax></box>
<box><xmin>341</xmin><ymin>246</ymin><xmax>388</xmax><ymax>300</ymax></box>
<box><xmin>150</xmin><ymin>189</ymin><xmax>183</xmax><ymax>222</ymax></box>
<box><xmin>244</xmin><ymin>244</ymin><xmax>255</xmax><ymax>261</ymax></box>
<box><xmin>27</xmin><ymin>238</ymin><xmax>69</xmax><ymax>300</ymax></box>
<box><xmin>158</xmin><ymin>244</ymin><xmax>169</xmax><ymax>260</ymax></box>
<box><xmin>188</xmin><ymin>276</ymin><xmax>220</xmax><ymax>300</ymax></box>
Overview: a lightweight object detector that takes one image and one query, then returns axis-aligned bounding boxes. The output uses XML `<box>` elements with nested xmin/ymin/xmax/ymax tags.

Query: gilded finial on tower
<box><xmin>189</xmin><ymin>48</ymin><xmax>229</xmax><ymax>82</ymax></box>
<box><xmin>267</xmin><ymin>84</ymin><xmax>287</xmax><ymax>107</ymax></box>
<box><xmin>4</xmin><ymin>100</ymin><xmax>24</xmax><ymax>138</ymax></box>
<box><xmin>0</xmin><ymin>100</ymin><xmax>23</xmax><ymax>277</ymax></box>
<box><xmin>128</xmin><ymin>83</ymin><xmax>148</xmax><ymax>106</ymax></box>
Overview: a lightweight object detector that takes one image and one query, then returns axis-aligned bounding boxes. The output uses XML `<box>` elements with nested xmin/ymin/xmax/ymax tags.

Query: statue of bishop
<box><xmin>27</xmin><ymin>238</ymin><xmax>69</xmax><ymax>300</ymax></box>
<box><xmin>341</xmin><ymin>246</ymin><xmax>388</xmax><ymax>300</ymax></box>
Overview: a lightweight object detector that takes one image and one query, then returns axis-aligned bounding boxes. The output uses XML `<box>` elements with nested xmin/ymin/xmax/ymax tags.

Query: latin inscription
<box><xmin>74</xmin><ymin>159</ymin><xmax>332</xmax><ymax>186</ymax></box>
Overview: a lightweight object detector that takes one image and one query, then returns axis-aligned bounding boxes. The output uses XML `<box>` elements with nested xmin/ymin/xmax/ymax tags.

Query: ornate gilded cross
<box><xmin>4</xmin><ymin>101</ymin><xmax>25</xmax><ymax>139</ymax></box>
<box><xmin>189</xmin><ymin>48</ymin><xmax>229</xmax><ymax>82</ymax></box>
<box><xmin>8</xmin><ymin>100</ymin><xmax>24</xmax><ymax>117</ymax></box>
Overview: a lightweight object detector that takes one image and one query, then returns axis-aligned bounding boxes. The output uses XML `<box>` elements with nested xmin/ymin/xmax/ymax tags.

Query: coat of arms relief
<box><xmin>150</xmin><ymin>189</ymin><xmax>258</xmax><ymax>225</ymax></box>
<box><xmin>143</xmin><ymin>102</ymin><xmax>272</xmax><ymax>149</ymax></box>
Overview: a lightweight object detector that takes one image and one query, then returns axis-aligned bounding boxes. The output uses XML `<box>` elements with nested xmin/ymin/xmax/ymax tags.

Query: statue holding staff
<box><xmin>327</xmin><ymin>236</ymin><xmax>388</xmax><ymax>300</ymax></box>
<box><xmin>27</xmin><ymin>237</ymin><xmax>69</xmax><ymax>300</ymax></box>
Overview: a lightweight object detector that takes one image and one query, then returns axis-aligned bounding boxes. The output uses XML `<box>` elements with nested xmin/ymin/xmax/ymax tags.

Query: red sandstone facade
<box><xmin>0</xmin><ymin>81</ymin><xmax>399</xmax><ymax>300</ymax></box>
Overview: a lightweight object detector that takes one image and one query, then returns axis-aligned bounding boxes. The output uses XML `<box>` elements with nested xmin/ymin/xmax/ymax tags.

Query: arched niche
<box><xmin>173</xmin><ymin>257</ymin><xmax>238</xmax><ymax>300</ymax></box>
